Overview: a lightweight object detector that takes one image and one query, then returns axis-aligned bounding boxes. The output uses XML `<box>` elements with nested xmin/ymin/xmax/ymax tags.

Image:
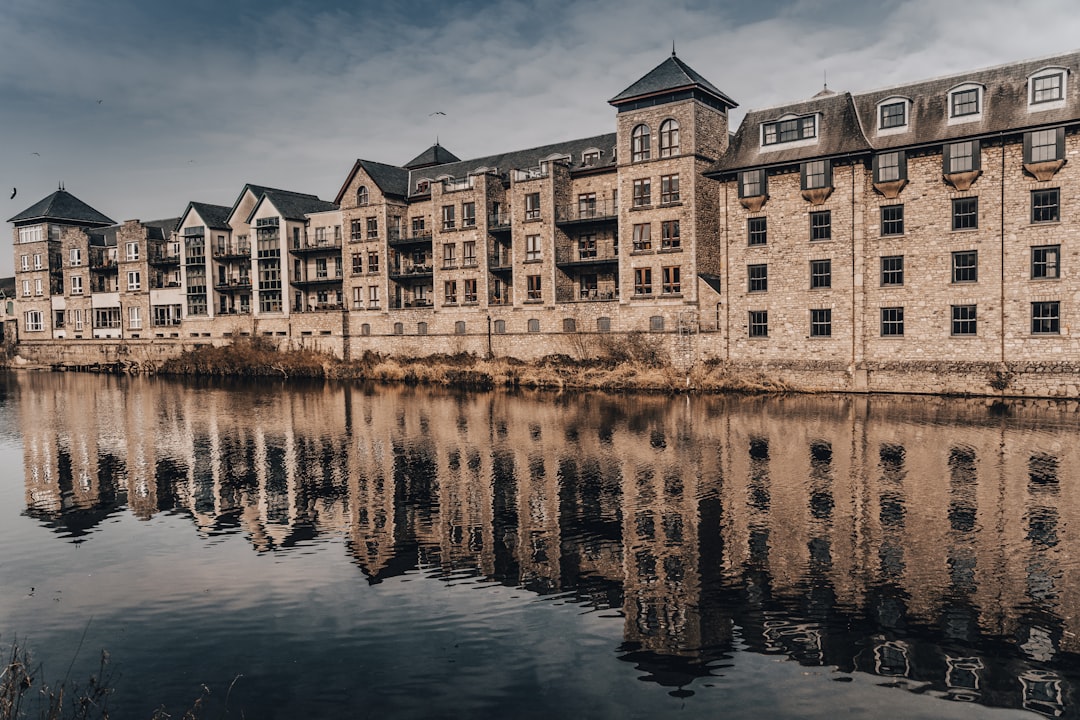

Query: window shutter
<box><xmin>800</xmin><ymin>163</ymin><xmax>808</xmax><ymax>190</ymax></box>
<box><xmin>738</xmin><ymin>171</ymin><xmax>747</xmax><ymax>198</ymax></box>
<box><xmin>942</xmin><ymin>143</ymin><xmax>951</xmax><ymax>174</ymax></box>
<box><xmin>1023</xmin><ymin>131</ymin><xmax>1033</xmax><ymax>164</ymax></box>
<box><xmin>761</xmin><ymin>170</ymin><xmax>768</xmax><ymax>196</ymax></box>
<box><xmin>898</xmin><ymin>151</ymin><xmax>907</xmax><ymax>180</ymax></box>
<box><xmin>872</xmin><ymin>153</ymin><xmax>880</xmax><ymax>182</ymax></box>
<box><xmin>971</xmin><ymin>140</ymin><xmax>982</xmax><ymax>171</ymax></box>
<box><xmin>824</xmin><ymin>160</ymin><xmax>833</xmax><ymax>188</ymax></box>
<box><xmin>1056</xmin><ymin>126</ymin><xmax>1065</xmax><ymax>160</ymax></box>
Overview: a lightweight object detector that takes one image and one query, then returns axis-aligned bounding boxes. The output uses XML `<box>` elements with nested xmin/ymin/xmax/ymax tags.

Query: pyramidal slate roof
<box><xmin>404</xmin><ymin>143</ymin><xmax>462</xmax><ymax>169</ymax></box>
<box><xmin>610</xmin><ymin>53</ymin><xmax>737</xmax><ymax>108</ymax></box>
<box><xmin>7</xmin><ymin>189</ymin><xmax>114</xmax><ymax>227</ymax></box>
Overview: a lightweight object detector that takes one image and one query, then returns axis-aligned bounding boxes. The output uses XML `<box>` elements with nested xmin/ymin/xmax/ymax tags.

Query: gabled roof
<box><xmin>247</xmin><ymin>189</ymin><xmax>338</xmax><ymax>223</ymax></box>
<box><xmin>142</xmin><ymin>217</ymin><xmax>181</xmax><ymax>240</ymax></box>
<box><xmin>610</xmin><ymin>53</ymin><xmax>737</xmax><ymax>109</ymax></box>
<box><xmin>7</xmin><ymin>189</ymin><xmax>114</xmax><ymax>227</ymax></box>
<box><xmin>404</xmin><ymin>143</ymin><xmax>461</xmax><ymax>169</ymax></box>
<box><xmin>333</xmin><ymin>159</ymin><xmax>411</xmax><ymax>204</ymax></box>
<box><xmin>180</xmin><ymin>202</ymin><xmax>231</xmax><ymax>231</ymax></box>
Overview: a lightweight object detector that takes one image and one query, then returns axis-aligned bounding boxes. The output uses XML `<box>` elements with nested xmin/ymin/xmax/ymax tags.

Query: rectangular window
<box><xmin>881</xmin><ymin>307</ymin><xmax>904</xmax><ymax>336</ymax></box>
<box><xmin>879</xmin><ymin>102</ymin><xmax>906</xmax><ymax>129</ymax></box>
<box><xmin>20</xmin><ymin>255</ymin><xmax>29</xmax><ymax>271</ymax></box>
<box><xmin>748</xmin><ymin>263</ymin><xmax>768</xmax><ymax>292</ymax></box>
<box><xmin>363</xmin><ymin>217</ymin><xmax>376</xmax><ymax>239</ymax></box>
<box><xmin>634</xmin><ymin>267</ymin><xmax>652</xmax><ymax>295</ymax></box>
<box><xmin>661</xmin><ymin>220</ymin><xmax>680</xmax><ymax>249</ymax></box>
<box><xmin>24</xmin><ymin>311</ymin><xmax>43</xmax><ymax>332</ymax></box>
<box><xmin>952</xmin><ymin>197</ymin><xmax>978</xmax><ymax>230</ymax></box>
<box><xmin>881</xmin><ymin>205</ymin><xmax>904</xmax><ymax>236</ymax></box>
<box><xmin>444</xmin><ymin>280</ymin><xmax>457</xmax><ymax>305</ymax></box>
<box><xmin>367</xmin><ymin>251</ymin><xmax>379</xmax><ymax>273</ymax></box>
<box><xmin>881</xmin><ymin>256</ymin><xmax>904</xmax><ymax>286</ymax></box>
<box><xmin>21</xmin><ymin>280</ymin><xmax>29</xmax><ymax>297</ymax></box>
<box><xmin>443</xmin><ymin>243</ymin><xmax>457</xmax><ymax>269</ymax></box>
<box><xmin>1032</xmin><ymin>188</ymin><xmax>1060</xmax><ymax>223</ymax></box>
<box><xmin>810</xmin><ymin>308</ymin><xmax>832</xmax><ymax>337</ymax></box>
<box><xmin>1032</xmin><ymin>301</ymin><xmax>1060</xmax><ymax>334</ymax></box>
<box><xmin>1027</xmin><ymin>128</ymin><xmax>1063</xmax><ymax>163</ymax></box>
<box><xmin>951</xmin><ymin>305</ymin><xmax>977</xmax><ymax>336</ymax></box>
<box><xmin>749</xmin><ymin>310</ymin><xmax>768</xmax><ymax>337</ymax></box>
<box><xmin>128</xmin><ymin>306</ymin><xmax>142</xmax><ymax>330</ymax></box>
<box><xmin>662</xmin><ymin>266</ymin><xmax>681</xmax><ymax>294</ymax></box>
<box><xmin>73</xmin><ymin>309</ymin><xmax>83</xmax><ymax>330</ymax></box>
<box><xmin>632</xmin><ymin>223</ymin><xmax>652</xmax><ymax>252</ymax></box>
<box><xmin>632</xmin><ymin>178</ymin><xmax>651</xmax><ymax>207</ymax></box>
<box><xmin>952</xmin><ymin>251</ymin><xmax>978</xmax><ymax>283</ymax></box>
<box><xmin>315</xmin><ymin>257</ymin><xmax>328</xmax><ymax>279</ymax></box>
<box><xmin>351</xmin><ymin>252</ymin><xmax>363</xmax><ymax>275</ymax></box>
<box><xmin>763</xmin><ymin>115</ymin><xmax>816</xmax><ymax>145</ymax></box>
<box><xmin>660</xmin><ymin>174</ymin><xmax>679</xmax><ymax>204</ymax></box>
<box><xmin>350</xmin><ymin>219</ymin><xmax>363</xmax><ymax>241</ymax></box>
<box><xmin>352</xmin><ymin>286</ymin><xmax>362</xmax><ymax>309</ymax></box>
<box><xmin>577</xmin><ymin>193</ymin><xmax>597</xmax><ymax>218</ymax></box>
<box><xmin>462</xmin><ymin>202</ymin><xmax>476</xmax><ymax>227</ymax></box>
<box><xmin>462</xmin><ymin>241</ymin><xmax>476</xmax><ymax>266</ymax></box>
<box><xmin>810</xmin><ymin>259</ymin><xmax>831</xmax><ymax>289</ymax></box>
<box><xmin>69</xmin><ymin>248</ymin><xmax>82</xmax><ymax>266</ymax></box>
<box><xmin>464</xmin><ymin>279</ymin><xmax>477</xmax><ymax>303</ymax></box>
<box><xmin>527</xmin><ymin>274</ymin><xmax>542</xmax><ymax>300</ymax></box>
<box><xmin>441</xmin><ymin>205</ymin><xmax>455</xmax><ymax>230</ymax></box>
<box><xmin>34</xmin><ymin>278</ymin><xmax>42</xmax><ymax>296</ymax></box>
<box><xmin>739</xmin><ymin>169</ymin><xmax>766</xmax><ymax>197</ymax></box>
<box><xmin>18</xmin><ymin>226</ymin><xmax>42</xmax><ymax>244</ymax></box>
<box><xmin>368</xmin><ymin>286</ymin><xmax>380</xmax><ymax>308</ymax></box>
<box><xmin>802</xmin><ymin>160</ymin><xmax>829</xmax><ymax>190</ymax></box>
<box><xmin>875</xmin><ymin>151</ymin><xmax>905</xmax><ymax>183</ymax></box>
<box><xmin>411</xmin><ymin>216</ymin><xmax>426</xmax><ymax>237</ymax></box>
<box><xmin>125</xmin><ymin>241</ymin><xmax>140</xmax><ymax>261</ymax></box>
<box><xmin>951</xmin><ymin>89</ymin><xmax>979</xmax><ymax>117</ymax></box>
<box><xmin>70</xmin><ymin>275</ymin><xmax>83</xmax><ymax>295</ymax></box>
<box><xmin>577</xmin><ymin>234</ymin><xmax>597</xmax><ymax>259</ymax></box>
<box><xmin>525</xmin><ymin>193</ymin><xmax>541</xmax><ymax>220</ymax></box>
<box><xmin>945</xmin><ymin>140</ymin><xmax>979</xmax><ymax>173</ymax></box>
<box><xmin>525</xmin><ymin>234</ymin><xmax>541</xmax><ymax>261</ymax></box>
<box><xmin>810</xmin><ymin>210</ymin><xmax>832</xmax><ymax>241</ymax></box>
<box><xmin>1032</xmin><ymin>73</ymin><xmax>1063</xmax><ymax>103</ymax></box>
<box><xmin>1032</xmin><ymin>245</ymin><xmax>1060</xmax><ymax>279</ymax></box>
<box><xmin>33</xmin><ymin>254</ymin><xmax>42</xmax><ymax>270</ymax></box>
<box><xmin>748</xmin><ymin>217</ymin><xmax>767</xmax><ymax>246</ymax></box>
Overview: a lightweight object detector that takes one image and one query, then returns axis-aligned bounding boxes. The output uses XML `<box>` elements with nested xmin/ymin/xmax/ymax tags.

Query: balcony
<box><xmin>389</xmin><ymin>298</ymin><xmax>434</xmax><ymax>310</ymax></box>
<box><xmin>555</xmin><ymin>246</ymin><xmax>619</xmax><ymax>267</ymax></box>
<box><xmin>90</xmin><ymin>258</ymin><xmax>118</xmax><ymax>273</ymax></box>
<box><xmin>291</xmin><ymin>274</ymin><xmax>343</xmax><ymax>288</ymax></box>
<box><xmin>212</xmin><ymin>241</ymin><xmax>251</xmax><ymax>260</ymax></box>
<box><xmin>513</xmin><ymin>167</ymin><xmax>549</xmax><ymax>182</ymax></box>
<box><xmin>555</xmin><ymin>199</ymin><xmax>618</xmax><ymax>226</ymax></box>
<box><xmin>488</xmin><ymin>252</ymin><xmax>512</xmax><ymax>272</ymax></box>
<box><xmin>488</xmin><ymin>213</ymin><xmax>511</xmax><ymax>233</ymax></box>
<box><xmin>214</xmin><ymin>308</ymin><xmax>251</xmax><ymax>317</ymax></box>
<box><xmin>292</xmin><ymin>303</ymin><xmax>345</xmax><ymax>313</ymax></box>
<box><xmin>388</xmin><ymin>264</ymin><xmax>433</xmax><ymax>280</ymax></box>
<box><xmin>290</xmin><ymin>236</ymin><xmax>342</xmax><ymax>255</ymax></box>
<box><xmin>556</xmin><ymin>288</ymin><xmax>618</xmax><ymax>303</ymax></box>
<box><xmin>148</xmin><ymin>250</ymin><xmax>181</xmax><ymax>266</ymax></box>
<box><xmin>214</xmin><ymin>277</ymin><xmax>253</xmax><ymax>292</ymax></box>
<box><xmin>388</xmin><ymin>228</ymin><xmax>433</xmax><ymax>247</ymax></box>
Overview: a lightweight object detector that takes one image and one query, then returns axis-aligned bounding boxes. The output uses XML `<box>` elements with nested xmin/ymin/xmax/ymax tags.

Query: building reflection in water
<box><xmin>15</xmin><ymin>374</ymin><xmax>1080</xmax><ymax>717</ymax></box>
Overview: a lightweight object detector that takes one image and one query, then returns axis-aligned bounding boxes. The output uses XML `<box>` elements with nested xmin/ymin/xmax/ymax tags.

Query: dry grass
<box><xmin>1</xmin><ymin>639</ymin><xmax>114</xmax><ymax>720</ymax></box>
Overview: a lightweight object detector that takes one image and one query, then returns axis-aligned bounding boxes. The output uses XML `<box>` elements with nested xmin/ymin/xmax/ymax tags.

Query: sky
<box><xmin>2</xmin><ymin>0</ymin><xmax>1080</xmax><ymax>276</ymax></box>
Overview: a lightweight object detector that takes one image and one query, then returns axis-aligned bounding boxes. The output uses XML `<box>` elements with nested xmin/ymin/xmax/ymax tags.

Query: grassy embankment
<box><xmin>157</xmin><ymin>334</ymin><xmax>789</xmax><ymax>393</ymax></box>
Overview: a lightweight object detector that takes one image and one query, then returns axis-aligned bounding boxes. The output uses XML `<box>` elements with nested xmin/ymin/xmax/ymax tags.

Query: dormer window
<box><xmin>582</xmin><ymin>149</ymin><xmax>601</xmax><ymax>166</ymax></box>
<box><xmin>415</xmin><ymin>180</ymin><xmax>430</xmax><ymax>193</ymax></box>
<box><xmin>879</xmin><ymin>101</ymin><xmax>907</xmax><ymax>129</ymax></box>
<box><xmin>762</xmin><ymin>115</ymin><xmax>816</xmax><ymax>146</ymax></box>
<box><xmin>948</xmin><ymin>84</ymin><xmax>984</xmax><ymax>123</ymax></box>
<box><xmin>1033</xmin><ymin>73</ymin><xmax>1063</xmax><ymax>102</ymax></box>
<box><xmin>357</xmin><ymin>186</ymin><xmax>369</xmax><ymax>206</ymax></box>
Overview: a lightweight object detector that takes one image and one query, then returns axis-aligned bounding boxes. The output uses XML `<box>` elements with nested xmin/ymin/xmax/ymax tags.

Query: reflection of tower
<box><xmin>516</xmin><ymin>419</ymin><xmax>561</xmax><ymax>593</ymax></box>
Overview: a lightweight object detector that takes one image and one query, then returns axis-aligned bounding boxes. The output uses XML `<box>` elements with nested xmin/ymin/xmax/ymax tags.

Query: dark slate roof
<box><xmin>7</xmin><ymin>189</ymin><xmax>114</xmax><ymax>226</ymax></box>
<box><xmin>406</xmin><ymin>132</ymin><xmax>618</xmax><ymax>193</ymax></box>
<box><xmin>404</xmin><ymin>143</ymin><xmax>462</xmax><ymax>169</ymax></box>
<box><xmin>0</xmin><ymin>276</ymin><xmax>16</xmax><ymax>298</ymax></box>
<box><xmin>610</xmin><ymin>53</ymin><xmax>737</xmax><ymax>108</ymax></box>
<box><xmin>712</xmin><ymin>92</ymin><xmax>871</xmax><ymax>175</ymax></box>
<box><xmin>88</xmin><ymin>226</ymin><xmax>118</xmax><ymax>247</ymax></box>
<box><xmin>142</xmin><ymin>217</ymin><xmax>181</xmax><ymax>240</ymax></box>
<box><xmin>184</xmin><ymin>202</ymin><xmax>231</xmax><ymax>231</ymax></box>
<box><xmin>359</xmin><ymin>160</ymin><xmax>410</xmax><ymax>197</ymax></box>
<box><xmin>249</xmin><ymin>189</ymin><xmax>338</xmax><ymax>223</ymax></box>
<box><xmin>854</xmin><ymin>50</ymin><xmax>1080</xmax><ymax>150</ymax></box>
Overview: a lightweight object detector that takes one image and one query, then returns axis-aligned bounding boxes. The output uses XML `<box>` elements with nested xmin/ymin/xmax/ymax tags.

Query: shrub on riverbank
<box><xmin>158</xmin><ymin>337</ymin><xmax>329</xmax><ymax>378</ymax></box>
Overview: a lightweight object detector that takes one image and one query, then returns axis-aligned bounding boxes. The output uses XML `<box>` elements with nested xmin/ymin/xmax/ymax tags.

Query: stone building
<box><xmin>9</xmin><ymin>50</ymin><xmax>1080</xmax><ymax>395</ymax></box>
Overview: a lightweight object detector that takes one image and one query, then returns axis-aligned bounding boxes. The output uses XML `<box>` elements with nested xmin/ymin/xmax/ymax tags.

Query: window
<box><xmin>634</xmin><ymin>267</ymin><xmax>652</xmax><ymax>295</ymax></box>
<box><xmin>631</xmin><ymin>124</ymin><xmax>651</xmax><ymax>162</ymax></box>
<box><xmin>662</xmin><ymin>266</ymin><xmax>681</xmax><ymax>294</ymax></box>
<box><xmin>661</xmin><ymin>220</ymin><xmax>680</xmax><ymax>249</ymax></box>
<box><xmin>1032</xmin><ymin>245</ymin><xmax>1060</xmax><ymax>279</ymax></box>
<box><xmin>24</xmin><ymin>311</ymin><xmax>43</xmax><ymax>332</ymax></box>
<box><xmin>874</xmin><ymin>151</ymin><xmax>906</xmax><ymax>183</ymax></box>
<box><xmin>1031</xmin><ymin>72</ymin><xmax>1064</xmax><ymax>103</ymax></box>
<box><xmin>659</xmin><ymin>119</ymin><xmax>679</xmax><ymax>157</ymax></box>
<box><xmin>125</xmin><ymin>241</ymin><xmax>139</xmax><ymax>261</ymax></box>
<box><xmin>748</xmin><ymin>264</ymin><xmax>767</xmax><ymax>292</ymax></box>
<box><xmin>361</xmin><ymin>323</ymin><xmax>370</xmax><ymax>336</ymax></box>
<box><xmin>367</xmin><ymin>251</ymin><xmax>379</xmax><ymax>273</ymax></box>
<box><xmin>632</xmin><ymin>223</ymin><xmax>652</xmax><ymax>252</ymax></box>
<box><xmin>444</xmin><ymin>280</ymin><xmax>457</xmax><ymax>304</ymax></box>
<box><xmin>881</xmin><ymin>205</ymin><xmax>904</xmax><ymax>236</ymax></box>
<box><xmin>1032</xmin><ymin>301</ymin><xmax>1060</xmax><ymax>334</ymax></box>
<box><xmin>70</xmin><ymin>275</ymin><xmax>83</xmax><ymax>295</ymax></box>
<box><xmin>128</xmin><ymin>306</ymin><xmax>142</xmax><ymax>330</ymax></box>
<box><xmin>649</xmin><ymin>315</ymin><xmax>665</xmax><ymax>332</ymax></box>
<box><xmin>632</xmin><ymin>178</ymin><xmax>651</xmax><ymax>207</ymax></box>
<box><xmin>69</xmin><ymin>248</ymin><xmax>82</xmax><ymax>266</ymax></box>
<box><xmin>748</xmin><ymin>217</ymin><xmax>767</xmax><ymax>246</ymax></box>
<box><xmin>127</xmin><ymin>271</ymin><xmax>141</xmax><ymax>291</ymax></box>
<box><xmin>1026</xmin><ymin>128</ymin><xmax>1064</xmax><ymax>163</ymax></box>
<box><xmin>527</xmin><ymin>274</ymin><xmax>541</xmax><ymax>300</ymax></box>
<box><xmin>461</xmin><ymin>241</ymin><xmax>476</xmax><ymax>267</ymax></box>
<box><xmin>1032</xmin><ymin>189</ymin><xmax>1060</xmax><ymax>223</ymax></box>
<box><xmin>443</xmin><ymin>243</ymin><xmax>457</xmax><ymax>268</ymax></box>
<box><xmin>394</xmin><ymin>322</ymin><xmax>404</xmax><ymax>335</ymax></box>
<box><xmin>597</xmin><ymin>316</ymin><xmax>611</xmax><ymax>333</ymax></box>
<box><xmin>660</xmin><ymin>174</ymin><xmax>679</xmax><ymax>204</ymax></box>
<box><xmin>21</xmin><ymin>280</ymin><xmax>29</xmax><ymax>297</ymax></box>
<box><xmin>527</xmin><ymin>318</ymin><xmax>540</xmax><ymax>333</ymax></box>
<box><xmin>749</xmin><ymin>310</ymin><xmax>768</xmax><ymax>337</ymax></box>
<box><xmin>739</xmin><ymin>169</ymin><xmax>766</xmax><ymax>197</ymax></box>
<box><xmin>462</xmin><ymin>202</ymin><xmax>475</xmax><ymax>228</ymax></box>
<box><xmin>810</xmin><ymin>210</ymin><xmax>831</xmax><ymax>241</ymax></box>
<box><xmin>811</xmin><ymin>309</ymin><xmax>832</xmax><ymax>337</ymax></box>
<box><xmin>364</xmin><ymin>217</ymin><xmax>377</xmax><ymax>239</ymax></box>
<box><xmin>417</xmin><ymin>322</ymin><xmax>428</xmax><ymax>335</ymax></box>
<box><xmin>577</xmin><ymin>193</ymin><xmax>597</xmax><ymax>218</ymax></box>
<box><xmin>952</xmin><ymin>251</ymin><xmax>978</xmax><ymax>283</ymax></box>
<box><xmin>881</xmin><ymin>307</ymin><xmax>904</xmax><ymax>336</ymax></box>
<box><xmin>494</xmin><ymin>319</ymin><xmax>506</xmax><ymax>334</ymax></box>
<box><xmin>525</xmin><ymin>193</ymin><xmax>541</xmax><ymax>220</ymax></box>
<box><xmin>352</xmin><ymin>252</ymin><xmax>363</xmax><ymax>275</ymax></box>
<box><xmin>944</xmin><ymin>140</ymin><xmax>980</xmax><ymax>173</ymax></box>
<box><xmin>582</xmin><ymin>150</ymin><xmax>600</xmax><ymax>166</ymax></box>
<box><xmin>879</xmin><ymin>101</ymin><xmax>906</xmax><ymax>129</ymax></box>
<box><xmin>763</xmin><ymin>115</ymin><xmax>816</xmax><ymax>145</ymax></box>
<box><xmin>94</xmin><ymin>308</ymin><xmax>121</xmax><ymax>329</ymax></box>
<box><xmin>315</xmin><ymin>257</ymin><xmax>328</xmax><ymax>279</ymax></box>
<box><xmin>18</xmin><ymin>226</ymin><xmax>42</xmax><ymax>244</ymax></box>
<box><xmin>33</xmin><ymin>254</ymin><xmax>42</xmax><ymax>270</ymax></box>
<box><xmin>357</xmin><ymin>186</ymin><xmax>369</xmax><ymax>206</ymax></box>
<box><xmin>350</xmin><ymin>219</ymin><xmax>363</xmax><ymax>241</ymax></box>
<box><xmin>951</xmin><ymin>305</ymin><xmax>976</xmax><ymax>336</ymax></box>
<box><xmin>950</xmin><ymin>88</ymin><xmax>979</xmax><ymax>117</ymax></box>
<box><xmin>455</xmin><ymin>321</ymin><xmax>466</xmax><ymax>335</ymax></box>
<box><xmin>352</xmin><ymin>286</ymin><xmax>362</xmax><ymax>308</ymax></box>
<box><xmin>20</xmin><ymin>255</ymin><xmax>28</xmax><ymax>271</ymax></box>
<box><xmin>464</xmin><ymin>279</ymin><xmax>477</xmax><ymax>303</ymax></box>
<box><xmin>442</xmin><ymin>205</ymin><xmax>455</xmax><ymax>230</ymax></box>
<box><xmin>525</xmin><ymin>234</ymin><xmax>541</xmax><ymax>261</ymax></box>
<box><xmin>952</xmin><ymin>197</ymin><xmax>978</xmax><ymax>230</ymax></box>
<box><xmin>34</xmin><ymin>278</ymin><xmax>42</xmax><ymax>296</ymax></box>
<box><xmin>368</xmin><ymin>286</ymin><xmax>380</xmax><ymax>308</ymax></box>
<box><xmin>810</xmin><ymin>259</ymin><xmax>831</xmax><ymax>289</ymax></box>
<box><xmin>801</xmin><ymin>160</ymin><xmax>831</xmax><ymax>190</ymax></box>
<box><xmin>411</xmin><ymin>216</ymin><xmax>426</xmax><ymax>237</ymax></box>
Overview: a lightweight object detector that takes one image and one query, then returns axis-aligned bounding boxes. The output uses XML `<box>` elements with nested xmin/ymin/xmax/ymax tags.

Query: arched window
<box><xmin>659</xmin><ymin>119</ymin><xmax>679</xmax><ymax>157</ymax></box>
<box><xmin>527</xmin><ymin>318</ymin><xmax>540</xmax><ymax>333</ymax></box>
<box><xmin>393</xmin><ymin>322</ymin><xmax>403</xmax><ymax>335</ymax></box>
<box><xmin>361</xmin><ymin>323</ymin><xmax>371</xmax><ymax>336</ymax></box>
<box><xmin>455</xmin><ymin>321</ymin><xmax>466</xmax><ymax>335</ymax></box>
<box><xmin>563</xmin><ymin>318</ymin><xmax>577</xmax><ymax>333</ymax></box>
<box><xmin>597</xmin><ymin>316</ymin><xmax>611</xmax><ymax>333</ymax></box>
<box><xmin>494</xmin><ymin>319</ymin><xmax>506</xmax><ymax>334</ymax></box>
<box><xmin>357</xmin><ymin>186</ymin><xmax>369</xmax><ymax>206</ymax></box>
<box><xmin>631</xmin><ymin>124</ymin><xmax>651</xmax><ymax>162</ymax></box>
<box><xmin>417</xmin><ymin>321</ymin><xmax>428</xmax><ymax>335</ymax></box>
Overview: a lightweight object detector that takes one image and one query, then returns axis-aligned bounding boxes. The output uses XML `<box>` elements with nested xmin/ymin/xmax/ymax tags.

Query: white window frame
<box><xmin>127</xmin><ymin>271</ymin><xmax>141</xmax><ymax>291</ymax></box>
<box><xmin>761</xmin><ymin>113</ymin><xmax>818</xmax><ymax>150</ymax></box>
<box><xmin>876</xmin><ymin>97</ymin><xmax>911</xmax><ymax>135</ymax></box>
<box><xmin>24</xmin><ymin>310</ymin><xmax>43</xmax><ymax>332</ymax></box>
<box><xmin>70</xmin><ymin>275</ymin><xmax>83</xmax><ymax>295</ymax></box>
<box><xmin>947</xmin><ymin>83</ymin><xmax>984</xmax><ymax>124</ymax></box>
<box><xmin>125</xmin><ymin>241</ymin><xmax>140</xmax><ymax>261</ymax></box>
<box><xmin>73</xmin><ymin>309</ymin><xmax>83</xmax><ymax>331</ymax></box>
<box><xmin>70</xmin><ymin>247</ymin><xmax>82</xmax><ymax>266</ymax></box>
<box><xmin>21</xmin><ymin>280</ymin><xmax>30</xmax><ymax>297</ymax></box>
<box><xmin>368</xmin><ymin>285</ymin><xmax>379</xmax><ymax>308</ymax></box>
<box><xmin>128</xmin><ymin>306</ymin><xmax>142</xmax><ymax>329</ymax></box>
<box><xmin>20</xmin><ymin>255</ymin><xmax>28</xmax><ymax>271</ymax></box>
<box><xmin>18</xmin><ymin>226</ymin><xmax>42</xmax><ymax>244</ymax></box>
<box><xmin>33</xmin><ymin>254</ymin><xmax>42</xmax><ymax>270</ymax></box>
<box><xmin>34</xmin><ymin>278</ymin><xmax>42</xmax><ymax>296</ymax></box>
<box><xmin>525</xmin><ymin>234</ymin><xmax>541</xmax><ymax>262</ymax></box>
<box><xmin>1028</xmin><ymin>67</ymin><xmax>1068</xmax><ymax>111</ymax></box>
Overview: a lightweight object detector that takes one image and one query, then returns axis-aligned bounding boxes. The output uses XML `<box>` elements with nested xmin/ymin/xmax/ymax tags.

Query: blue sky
<box><xmin>2</xmin><ymin>0</ymin><xmax>1079</xmax><ymax>275</ymax></box>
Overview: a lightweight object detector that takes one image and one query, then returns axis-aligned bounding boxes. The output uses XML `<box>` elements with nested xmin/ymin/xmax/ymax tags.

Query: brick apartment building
<box><xmin>9</xmin><ymin>50</ymin><xmax>1080</xmax><ymax>394</ymax></box>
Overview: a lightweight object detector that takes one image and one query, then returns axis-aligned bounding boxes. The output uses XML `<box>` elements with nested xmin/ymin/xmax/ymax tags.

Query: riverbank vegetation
<box><xmin>157</xmin><ymin>335</ymin><xmax>790</xmax><ymax>393</ymax></box>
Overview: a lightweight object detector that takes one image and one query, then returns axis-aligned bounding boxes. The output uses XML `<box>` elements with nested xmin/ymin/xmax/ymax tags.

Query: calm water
<box><xmin>0</xmin><ymin>373</ymin><xmax>1077</xmax><ymax>719</ymax></box>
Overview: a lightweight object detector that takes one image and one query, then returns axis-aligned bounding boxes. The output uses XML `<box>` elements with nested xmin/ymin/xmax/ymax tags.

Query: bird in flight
<box><xmin>31</xmin><ymin>152</ymin><xmax>40</xmax><ymax>156</ymax></box>
<box><xmin>10</xmin><ymin>188</ymin><xmax>15</xmax><ymax>199</ymax></box>
<box><xmin>429</xmin><ymin>111</ymin><xmax>446</xmax><ymax>116</ymax></box>
<box><xmin>97</xmin><ymin>100</ymin><xmax>103</xmax><ymax>104</ymax></box>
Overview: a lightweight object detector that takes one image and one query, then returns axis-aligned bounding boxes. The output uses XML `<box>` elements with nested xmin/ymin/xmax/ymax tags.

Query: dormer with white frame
<box><xmin>947</xmin><ymin>82</ymin><xmax>985</xmax><ymax>125</ymax></box>
<box><xmin>580</xmin><ymin>148</ymin><xmax>602</xmax><ymax>166</ymax></box>
<box><xmin>759</xmin><ymin>112</ymin><xmax>819</xmax><ymax>151</ymax></box>
<box><xmin>875</xmin><ymin>96</ymin><xmax>912</xmax><ymax>136</ymax></box>
<box><xmin>1028</xmin><ymin>66</ymin><xmax>1069</xmax><ymax>112</ymax></box>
